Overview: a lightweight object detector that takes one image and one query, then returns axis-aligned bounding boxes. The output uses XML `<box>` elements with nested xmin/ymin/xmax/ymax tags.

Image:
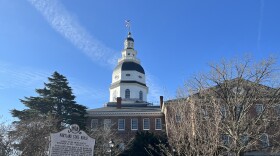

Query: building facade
<box><xmin>162</xmin><ymin>79</ymin><xmax>280</xmax><ymax>155</ymax></box>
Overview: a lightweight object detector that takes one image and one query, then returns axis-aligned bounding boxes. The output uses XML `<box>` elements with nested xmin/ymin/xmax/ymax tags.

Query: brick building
<box><xmin>162</xmin><ymin>78</ymin><xmax>280</xmax><ymax>155</ymax></box>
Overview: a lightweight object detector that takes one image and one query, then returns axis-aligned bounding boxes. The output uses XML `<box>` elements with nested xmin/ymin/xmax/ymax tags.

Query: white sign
<box><xmin>49</xmin><ymin>124</ymin><xmax>95</xmax><ymax>156</ymax></box>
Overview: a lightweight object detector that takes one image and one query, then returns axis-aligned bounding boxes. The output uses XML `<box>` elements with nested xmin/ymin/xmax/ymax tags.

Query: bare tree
<box><xmin>164</xmin><ymin>57</ymin><xmax>280</xmax><ymax>156</ymax></box>
<box><xmin>165</xmin><ymin>98</ymin><xmax>221</xmax><ymax>156</ymax></box>
<box><xmin>0</xmin><ymin>117</ymin><xmax>16</xmax><ymax>156</ymax></box>
<box><xmin>9</xmin><ymin>115</ymin><xmax>59</xmax><ymax>156</ymax></box>
<box><xmin>87</xmin><ymin>124</ymin><xmax>124</xmax><ymax>156</ymax></box>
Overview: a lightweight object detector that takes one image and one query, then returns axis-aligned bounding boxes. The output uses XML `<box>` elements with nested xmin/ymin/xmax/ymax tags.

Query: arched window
<box><xmin>125</xmin><ymin>89</ymin><xmax>130</xmax><ymax>99</ymax></box>
<box><xmin>260</xmin><ymin>133</ymin><xmax>269</xmax><ymax>147</ymax></box>
<box><xmin>139</xmin><ymin>91</ymin><xmax>143</xmax><ymax>101</ymax></box>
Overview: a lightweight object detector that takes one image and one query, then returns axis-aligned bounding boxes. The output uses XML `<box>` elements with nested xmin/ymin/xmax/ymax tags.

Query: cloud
<box><xmin>70</xmin><ymin>81</ymin><xmax>107</xmax><ymax>102</ymax></box>
<box><xmin>0</xmin><ymin>61</ymin><xmax>107</xmax><ymax>104</ymax></box>
<box><xmin>27</xmin><ymin>0</ymin><xmax>164</xmax><ymax>103</ymax></box>
<box><xmin>0</xmin><ymin>62</ymin><xmax>50</xmax><ymax>90</ymax></box>
<box><xmin>27</xmin><ymin>0</ymin><xmax>118</xmax><ymax>68</ymax></box>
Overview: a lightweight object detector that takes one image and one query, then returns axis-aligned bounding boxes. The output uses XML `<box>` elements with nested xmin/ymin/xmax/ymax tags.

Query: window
<box><xmin>119</xmin><ymin>143</ymin><xmax>125</xmax><ymax>151</ymax></box>
<box><xmin>139</xmin><ymin>91</ymin><xmax>143</xmax><ymax>101</ymax></box>
<box><xmin>255</xmin><ymin>104</ymin><xmax>264</xmax><ymax>116</ymax></box>
<box><xmin>221</xmin><ymin>134</ymin><xmax>230</xmax><ymax>146</ymax></box>
<box><xmin>201</xmin><ymin>108</ymin><xmax>209</xmax><ymax>119</ymax></box>
<box><xmin>155</xmin><ymin>118</ymin><xmax>162</xmax><ymax>130</ymax></box>
<box><xmin>241</xmin><ymin>135</ymin><xmax>249</xmax><ymax>146</ymax></box>
<box><xmin>118</xmin><ymin>119</ymin><xmax>125</xmax><ymax>131</ymax></box>
<box><xmin>275</xmin><ymin>104</ymin><xmax>280</xmax><ymax>116</ymax></box>
<box><xmin>143</xmin><ymin>118</ymin><xmax>150</xmax><ymax>130</ymax></box>
<box><xmin>125</xmin><ymin>89</ymin><xmax>130</xmax><ymax>99</ymax></box>
<box><xmin>126</xmin><ymin>74</ymin><xmax>131</xmax><ymax>76</ymax></box>
<box><xmin>138</xmin><ymin>75</ymin><xmax>142</xmax><ymax>78</ymax></box>
<box><xmin>104</xmin><ymin>119</ymin><xmax>111</xmax><ymax>130</ymax></box>
<box><xmin>128</xmin><ymin>53</ymin><xmax>130</xmax><ymax>55</ymax></box>
<box><xmin>235</xmin><ymin>104</ymin><xmax>243</xmax><ymax>119</ymax></box>
<box><xmin>91</xmin><ymin>119</ymin><xmax>98</xmax><ymax>130</ymax></box>
<box><xmin>232</xmin><ymin>86</ymin><xmax>245</xmax><ymax>95</ymax></box>
<box><xmin>260</xmin><ymin>133</ymin><xmax>269</xmax><ymax>147</ymax></box>
<box><xmin>220</xmin><ymin>106</ymin><xmax>227</xmax><ymax>120</ymax></box>
<box><xmin>131</xmin><ymin>119</ymin><xmax>138</xmax><ymax>130</ymax></box>
<box><xmin>175</xmin><ymin>114</ymin><xmax>181</xmax><ymax>123</ymax></box>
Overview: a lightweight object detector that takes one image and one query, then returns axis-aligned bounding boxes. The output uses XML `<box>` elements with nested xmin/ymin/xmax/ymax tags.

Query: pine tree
<box><xmin>12</xmin><ymin>71</ymin><xmax>87</xmax><ymax>130</ymax></box>
<box><xmin>10</xmin><ymin>72</ymin><xmax>88</xmax><ymax>155</ymax></box>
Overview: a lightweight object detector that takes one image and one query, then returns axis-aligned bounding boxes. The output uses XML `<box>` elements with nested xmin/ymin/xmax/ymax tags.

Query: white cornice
<box><xmin>87</xmin><ymin>111</ymin><xmax>164</xmax><ymax>117</ymax></box>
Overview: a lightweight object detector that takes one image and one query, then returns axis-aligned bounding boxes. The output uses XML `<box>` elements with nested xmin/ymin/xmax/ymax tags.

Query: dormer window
<box><xmin>232</xmin><ymin>86</ymin><xmax>245</xmax><ymax>95</ymax></box>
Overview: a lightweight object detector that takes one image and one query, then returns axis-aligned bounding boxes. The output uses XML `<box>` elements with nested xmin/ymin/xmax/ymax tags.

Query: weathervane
<box><xmin>125</xmin><ymin>20</ymin><xmax>131</xmax><ymax>32</ymax></box>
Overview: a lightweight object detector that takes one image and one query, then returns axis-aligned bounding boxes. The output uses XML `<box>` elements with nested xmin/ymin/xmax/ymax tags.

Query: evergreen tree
<box><xmin>12</xmin><ymin>71</ymin><xmax>87</xmax><ymax>130</ymax></box>
<box><xmin>9</xmin><ymin>72</ymin><xmax>88</xmax><ymax>155</ymax></box>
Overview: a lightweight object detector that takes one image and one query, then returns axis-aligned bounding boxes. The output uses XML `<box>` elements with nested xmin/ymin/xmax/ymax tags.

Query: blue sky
<box><xmin>1</xmin><ymin>0</ymin><xmax>280</xmax><ymax>122</ymax></box>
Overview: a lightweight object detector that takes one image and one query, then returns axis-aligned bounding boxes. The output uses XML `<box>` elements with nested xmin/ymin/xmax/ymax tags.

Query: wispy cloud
<box><xmin>257</xmin><ymin>0</ymin><xmax>264</xmax><ymax>52</ymax></box>
<box><xmin>0</xmin><ymin>62</ymin><xmax>50</xmax><ymax>90</ymax></box>
<box><xmin>70</xmin><ymin>81</ymin><xmax>107</xmax><ymax>102</ymax></box>
<box><xmin>27</xmin><ymin>0</ymin><xmax>118</xmax><ymax>68</ymax></box>
<box><xmin>146</xmin><ymin>72</ymin><xmax>163</xmax><ymax>104</ymax></box>
<box><xmin>0</xmin><ymin>61</ymin><xmax>107</xmax><ymax>103</ymax></box>
<box><xmin>27</xmin><ymin>0</ymin><xmax>164</xmax><ymax>103</ymax></box>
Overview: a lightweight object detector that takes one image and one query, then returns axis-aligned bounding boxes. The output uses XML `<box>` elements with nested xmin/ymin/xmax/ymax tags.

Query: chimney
<box><xmin>160</xmin><ymin>96</ymin><xmax>163</xmax><ymax>109</ymax></box>
<box><xmin>117</xmin><ymin>97</ymin><xmax>122</xmax><ymax>109</ymax></box>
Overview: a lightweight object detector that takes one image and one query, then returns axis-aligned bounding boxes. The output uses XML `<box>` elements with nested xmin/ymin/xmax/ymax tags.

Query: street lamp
<box><xmin>108</xmin><ymin>140</ymin><xmax>115</xmax><ymax>156</ymax></box>
<box><xmin>172</xmin><ymin>148</ymin><xmax>176</xmax><ymax>156</ymax></box>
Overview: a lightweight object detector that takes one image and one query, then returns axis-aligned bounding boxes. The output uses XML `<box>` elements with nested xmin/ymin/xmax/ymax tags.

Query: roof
<box><xmin>163</xmin><ymin>78</ymin><xmax>278</xmax><ymax>106</ymax></box>
<box><xmin>88</xmin><ymin>106</ymin><xmax>161</xmax><ymax>112</ymax></box>
<box><xmin>87</xmin><ymin>106</ymin><xmax>163</xmax><ymax>117</ymax></box>
<box><xmin>126</xmin><ymin>37</ymin><xmax>134</xmax><ymax>42</ymax></box>
<box><xmin>114</xmin><ymin>61</ymin><xmax>145</xmax><ymax>74</ymax></box>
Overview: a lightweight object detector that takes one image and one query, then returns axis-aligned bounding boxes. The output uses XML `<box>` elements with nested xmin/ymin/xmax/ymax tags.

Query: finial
<box><xmin>125</xmin><ymin>20</ymin><xmax>131</xmax><ymax>33</ymax></box>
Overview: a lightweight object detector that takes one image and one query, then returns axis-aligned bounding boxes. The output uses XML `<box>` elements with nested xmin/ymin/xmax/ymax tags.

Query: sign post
<box><xmin>49</xmin><ymin>124</ymin><xmax>95</xmax><ymax>156</ymax></box>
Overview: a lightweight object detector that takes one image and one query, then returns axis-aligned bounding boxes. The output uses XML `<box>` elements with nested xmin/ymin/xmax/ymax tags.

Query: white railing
<box><xmin>118</xmin><ymin>56</ymin><xmax>140</xmax><ymax>63</ymax></box>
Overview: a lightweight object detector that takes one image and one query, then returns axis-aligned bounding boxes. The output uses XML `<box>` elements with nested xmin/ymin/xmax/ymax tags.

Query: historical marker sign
<box><xmin>49</xmin><ymin>124</ymin><xmax>95</xmax><ymax>156</ymax></box>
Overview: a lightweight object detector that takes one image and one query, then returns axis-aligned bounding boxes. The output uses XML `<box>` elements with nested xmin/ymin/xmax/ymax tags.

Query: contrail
<box><xmin>27</xmin><ymin>0</ymin><xmax>163</xmax><ymax>103</ymax></box>
<box><xmin>27</xmin><ymin>0</ymin><xmax>118</xmax><ymax>68</ymax></box>
<box><xmin>257</xmin><ymin>0</ymin><xmax>264</xmax><ymax>53</ymax></box>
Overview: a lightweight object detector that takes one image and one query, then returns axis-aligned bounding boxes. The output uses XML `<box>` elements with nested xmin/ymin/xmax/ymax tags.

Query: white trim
<box><xmin>131</xmin><ymin>118</ymin><xmax>138</xmax><ymax>130</ymax></box>
<box><xmin>255</xmin><ymin>104</ymin><xmax>264</xmax><ymax>115</ymax></box>
<box><xmin>118</xmin><ymin>119</ymin><xmax>125</xmax><ymax>131</ymax></box>
<box><xmin>104</xmin><ymin>119</ymin><xmax>111</xmax><ymax>130</ymax></box>
<box><xmin>260</xmin><ymin>133</ymin><xmax>269</xmax><ymax>147</ymax></box>
<box><xmin>143</xmin><ymin>118</ymin><xmax>150</xmax><ymax>130</ymax></box>
<box><xmin>175</xmin><ymin>114</ymin><xmax>181</xmax><ymax>123</ymax></box>
<box><xmin>88</xmin><ymin>111</ymin><xmax>163</xmax><ymax>117</ymax></box>
<box><xmin>91</xmin><ymin>119</ymin><xmax>98</xmax><ymax>130</ymax></box>
<box><xmin>155</xmin><ymin>118</ymin><xmax>162</xmax><ymax>130</ymax></box>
